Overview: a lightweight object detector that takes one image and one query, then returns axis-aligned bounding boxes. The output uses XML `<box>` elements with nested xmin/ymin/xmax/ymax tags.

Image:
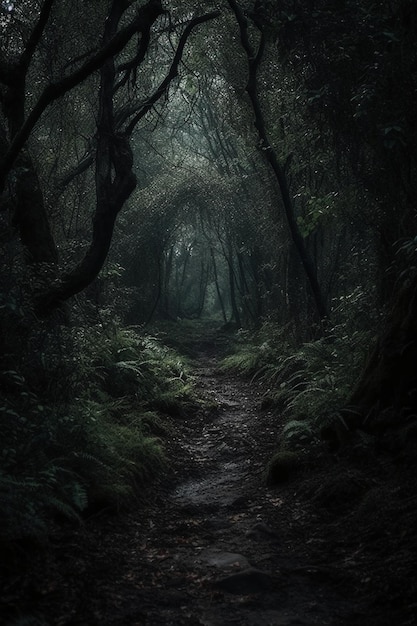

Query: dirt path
<box><xmin>7</xmin><ymin>348</ymin><xmax>371</xmax><ymax>625</ymax></box>
<box><xmin>146</xmin><ymin>353</ymin><xmax>358</xmax><ymax>626</ymax></box>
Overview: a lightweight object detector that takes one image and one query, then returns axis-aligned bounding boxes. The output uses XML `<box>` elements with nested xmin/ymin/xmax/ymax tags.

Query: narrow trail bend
<box><xmin>17</xmin><ymin>342</ymin><xmax>368</xmax><ymax>625</ymax></box>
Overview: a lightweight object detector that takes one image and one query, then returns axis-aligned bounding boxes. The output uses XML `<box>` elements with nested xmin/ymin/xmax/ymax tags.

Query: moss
<box><xmin>266</xmin><ymin>450</ymin><xmax>300</xmax><ymax>485</ymax></box>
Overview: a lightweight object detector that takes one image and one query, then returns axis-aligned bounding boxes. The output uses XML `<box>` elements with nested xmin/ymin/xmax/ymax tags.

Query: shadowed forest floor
<box><xmin>2</xmin><ymin>328</ymin><xmax>417</xmax><ymax>625</ymax></box>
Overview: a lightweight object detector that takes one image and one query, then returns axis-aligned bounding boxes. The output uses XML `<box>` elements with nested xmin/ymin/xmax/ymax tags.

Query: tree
<box><xmin>269</xmin><ymin>0</ymin><xmax>417</xmax><ymax>446</ymax></box>
<box><xmin>227</xmin><ymin>0</ymin><xmax>329</xmax><ymax>322</ymax></box>
<box><xmin>0</xmin><ymin>0</ymin><xmax>220</xmax><ymax>315</ymax></box>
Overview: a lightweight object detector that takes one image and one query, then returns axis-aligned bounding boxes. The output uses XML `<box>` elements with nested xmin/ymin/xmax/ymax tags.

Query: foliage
<box><xmin>259</xmin><ymin>327</ymin><xmax>371</xmax><ymax>427</ymax></box>
<box><xmin>219</xmin><ymin>323</ymin><xmax>295</xmax><ymax>375</ymax></box>
<box><xmin>220</xmin><ymin>314</ymin><xmax>373</xmax><ymax>446</ymax></box>
<box><xmin>69</xmin><ymin>324</ymin><xmax>195</xmax><ymax>412</ymax></box>
<box><xmin>0</xmin><ymin>382</ymin><xmax>162</xmax><ymax>547</ymax></box>
<box><xmin>0</xmin><ymin>377</ymin><xmax>87</xmax><ymax>544</ymax></box>
<box><xmin>0</xmin><ymin>322</ymin><xmax>195</xmax><ymax>549</ymax></box>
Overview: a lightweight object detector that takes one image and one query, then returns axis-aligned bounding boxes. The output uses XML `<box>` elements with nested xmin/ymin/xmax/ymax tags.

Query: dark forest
<box><xmin>1</xmin><ymin>1</ymin><xmax>416</xmax><ymax>624</ymax></box>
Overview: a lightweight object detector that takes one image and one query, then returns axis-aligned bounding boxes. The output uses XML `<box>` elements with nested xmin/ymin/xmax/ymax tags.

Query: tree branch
<box><xmin>20</xmin><ymin>0</ymin><xmax>55</xmax><ymax>72</ymax></box>
<box><xmin>57</xmin><ymin>10</ymin><xmax>221</xmax><ymax>189</ymax></box>
<box><xmin>227</xmin><ymin>0</ymin><xmax>328</xmax><ymax>321</ymax></box>
<box><xmin>114</xmin><ymin>29</ymin><xmax>152</xmax><ymax>93</ymax></box>
<box><xmin>0</xmin><ymin>0</ymin><xmax>164</xmax><ymax>190</ymax></box>
<box><xmin>125</xmin><ymin>10</ymin><xmax>221</xmax><ymax>135</ymax></box>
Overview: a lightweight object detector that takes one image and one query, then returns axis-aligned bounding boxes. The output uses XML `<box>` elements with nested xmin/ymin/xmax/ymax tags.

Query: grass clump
<box><xmin>219</xmin><ymin>323</ymin><xmax>293</xmax><ymax>376</ymax></box>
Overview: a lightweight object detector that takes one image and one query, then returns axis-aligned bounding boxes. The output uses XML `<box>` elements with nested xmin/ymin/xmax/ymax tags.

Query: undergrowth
<box><xmin>220</xmin><ymin>319</ymin><xmax>373</xmax><ymax>450</ymax></box>
<box><xmin>152</xmin><ymin>318</ymin><xmax>233</xmax><ymax>358</ymax></box>
<box><xmin>0</xmin><ymin>323</ymin><xmax>195</xmax><ymax>552</ymax></box>
<box><xmin>71</xmin><ymin>324</ymin><xmax>195</xmax><ymax>412</ymax></box>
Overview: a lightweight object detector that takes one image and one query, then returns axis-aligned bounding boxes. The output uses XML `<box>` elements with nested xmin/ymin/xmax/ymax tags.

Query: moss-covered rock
<box><xmin>266</xmin><ymin>450</ymin><xmax>300</xmax><ymax>485</ymax></box>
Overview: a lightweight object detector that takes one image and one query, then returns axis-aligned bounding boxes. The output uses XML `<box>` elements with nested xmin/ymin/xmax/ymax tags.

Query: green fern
<box><xmin>219</xmin><ymin>319</ymin><xmax>372</xmax><ymax>441</ymax></box>
<box><xmin>219</xmin><ymin>347</ymin><xmax>265</xmax><ymax>375</ymax></box>
<box><xmin>0</xmin><ymin>321</ymin><xmax>197</xmax><ymax>553</ymax></box>
<box><xmin>282</xmin><ymin>419</ymin><xmax>316</xmax><ymax>445</ymax></box>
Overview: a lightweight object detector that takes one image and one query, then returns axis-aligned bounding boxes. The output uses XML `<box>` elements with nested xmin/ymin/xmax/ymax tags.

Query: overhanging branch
<box><xmin>0</xmin><ymin>0</ymin><xmax>164</xmax><ymax>190</ymax></box>
<box><xmin>20</xmin><ymin>0</ymin><xmax>55</xmax><ymax>72</ymax></box>
<box><xmin>125</xmin><ymin>10</ymin><xmax>221</xmax><ymax>136</ymax></box>
<box><xmin>57</xmin><ymin>9</ymin><xmax>221</xmax><ymax>189</ymax></box>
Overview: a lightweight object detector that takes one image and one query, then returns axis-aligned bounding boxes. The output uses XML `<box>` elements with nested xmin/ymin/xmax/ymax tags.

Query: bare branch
<box><xmin>58</xmin><ymin>10</ymin><xmax>221</xmax><ymax>189</ymax></box>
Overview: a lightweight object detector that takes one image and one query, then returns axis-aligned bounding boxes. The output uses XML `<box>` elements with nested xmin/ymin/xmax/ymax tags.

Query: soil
<box><xmin>2</xmin><ymin>333</ymin><xmax>417</xmax><ymax>625</ymax></box>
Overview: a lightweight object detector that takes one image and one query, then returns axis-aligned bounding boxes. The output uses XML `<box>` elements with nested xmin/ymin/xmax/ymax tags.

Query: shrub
<box><xmin>0</xmin><ymin>323</ymin><xmax>194</xmax><ymax>550</ymax></box>
<box><xmin>220</xmin><ymin>318</ymin><xmax>373</xmax><ymax>449</ymax></box>
<box><xmin>260</xmin><ymin>328</ymin><xmax>372</xmax><ymax>432</ymax></box>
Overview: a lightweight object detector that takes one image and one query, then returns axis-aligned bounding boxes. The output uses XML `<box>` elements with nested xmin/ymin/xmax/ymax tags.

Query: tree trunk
<box><xmin>352</xmin><ymin>277</ymin><xmax>417</xmax><ymax>418</ymax></box>
<box><xmin>37</xmin><ymin>1</ymin><xmax>138</xmax><ymax>314</ymax></box>
<box><xmin>210</xmin><ymin>247</ymin><xmax>227</xmax><ymax>323</ymax></box>
<box><xmin>228</xmin><ymin>0</ymin><xmax>328</xmax><ymax>323</ymax></box>
<box><xmin>323</xmin><ymin>275</ymin><xmax>417</xmax><ymax>449</ymax></box>
<box><xmin>226</xmin><ymin>240</ymin><xmax>241</xmax><ymax>327</ymax></box>
<box><xmin>1</xmin><ymin>104</ymin><xmax>57</xmax><ymax>264</ymax></box>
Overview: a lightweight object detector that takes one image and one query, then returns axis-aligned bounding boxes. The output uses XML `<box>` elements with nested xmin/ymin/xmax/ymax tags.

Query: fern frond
<box><xmin>45</xmin><ymin>496</ymin><xmax>82</xmax><ymax>521</ymax></box>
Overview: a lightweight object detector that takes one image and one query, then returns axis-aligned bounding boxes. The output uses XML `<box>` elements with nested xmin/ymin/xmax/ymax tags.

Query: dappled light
<box><xmin>1</xmin><ymin>1</ymin><xmax>417</xmax><ymax>625</ymax></box>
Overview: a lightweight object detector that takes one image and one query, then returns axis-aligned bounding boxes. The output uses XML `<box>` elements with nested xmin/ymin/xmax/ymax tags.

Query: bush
<box><xmin>220</xmin><ymin>318</ymin><xmax>373</xmax><ymax>448</ymax></box>
<box><xmin>260</xmin><ymin>328</ymin><xmax>372</xmax><ymax>426</ymax></box>
<box><xmin>70</xmin><ymin>325</ymin><xmax>194</xmax><ymax>411</ymax></box>
<box><xmin>0</xmin><ymin>323</ymin><xmax>194</xmax><ymax>550</ymax></box>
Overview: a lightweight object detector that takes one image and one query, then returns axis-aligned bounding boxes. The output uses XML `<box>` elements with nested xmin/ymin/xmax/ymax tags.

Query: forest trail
<box><xmin>149</xmin><ymin>348</ymin><xmax>358</xmax><ymax>626</ymax></box>
<box><xmin>9</xmin><ymin>336</ymin><xmax>371</xmax><ymax>625</ymax></box>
